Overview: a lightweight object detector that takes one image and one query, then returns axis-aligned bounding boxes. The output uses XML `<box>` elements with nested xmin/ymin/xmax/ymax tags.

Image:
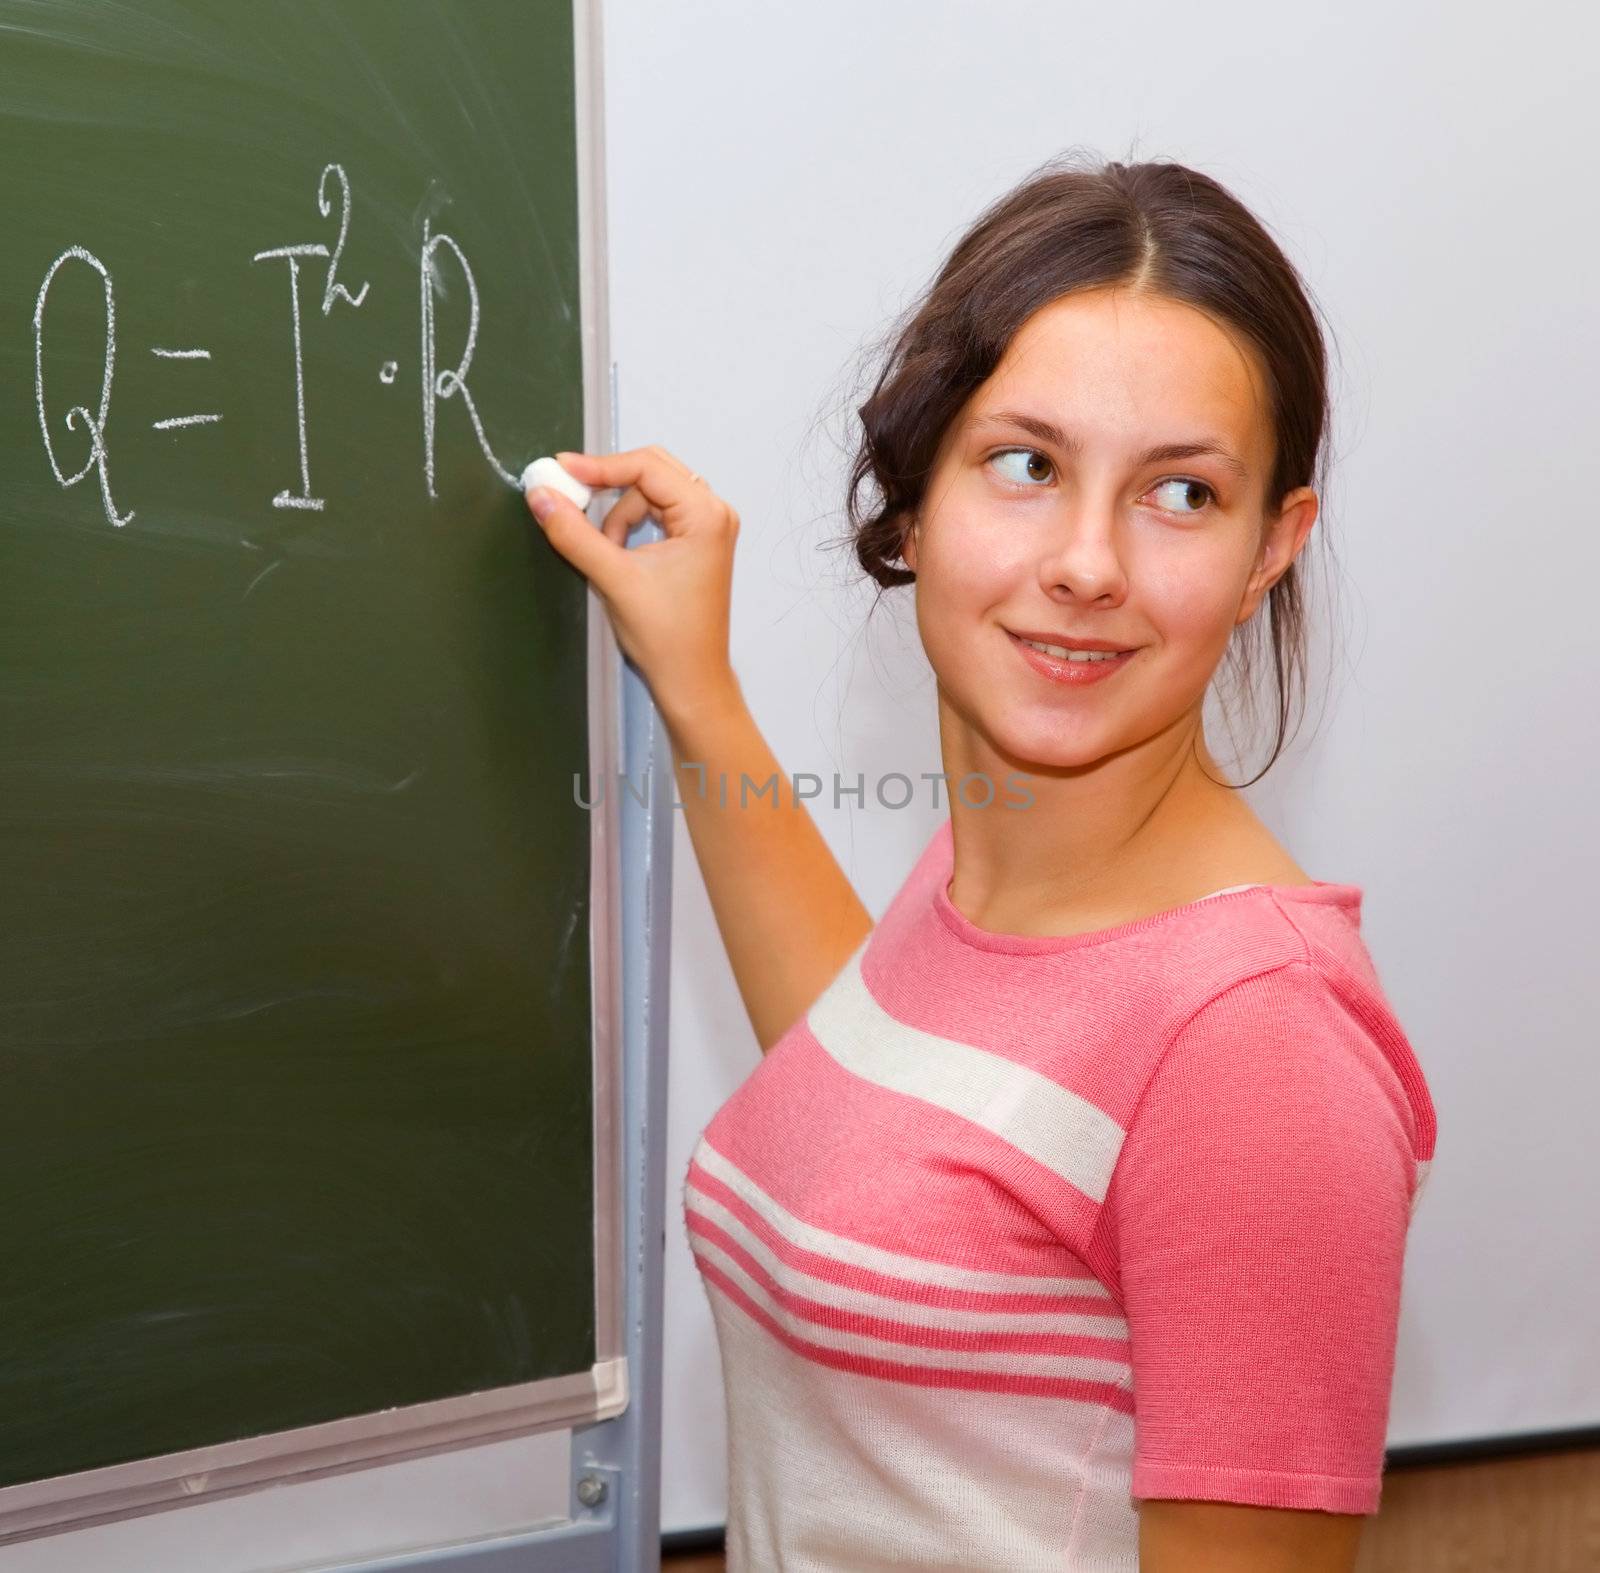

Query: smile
<box><xmin>1006</xmin><ymin>630</ymin><xmax>1136</xmax><ymax>686</ymax></box>
<box><xmin>1018</xmin><ymin>638</ymin><xmax>1124</xmax><ymax>663</ymax></box>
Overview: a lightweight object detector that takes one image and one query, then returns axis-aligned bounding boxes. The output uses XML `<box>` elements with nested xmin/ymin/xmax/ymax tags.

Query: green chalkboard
<box><xmin>0</xmin><ymin>0</ymin><xmax>597</xmax><ymax>1496</ymax></box>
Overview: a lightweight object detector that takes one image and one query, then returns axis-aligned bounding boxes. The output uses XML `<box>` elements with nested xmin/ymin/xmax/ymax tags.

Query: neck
<box><xmin>937</xmin><ymin>689</ymin><xmax>1261</xmax><ymax>933</ymax></box>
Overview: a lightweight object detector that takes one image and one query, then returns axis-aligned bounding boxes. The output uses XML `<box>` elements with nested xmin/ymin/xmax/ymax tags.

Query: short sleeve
<box><xmin>1100</xmin><ymin>960</ymin><xmax>1421</xmax><ymax>1515</ymax></box>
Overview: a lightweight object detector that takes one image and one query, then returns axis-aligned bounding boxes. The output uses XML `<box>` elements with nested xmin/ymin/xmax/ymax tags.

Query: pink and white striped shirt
<box><xmin>683</xmin><ymin>816</ymin><xmax>1437</xmax><ymax>1571</ymax></box>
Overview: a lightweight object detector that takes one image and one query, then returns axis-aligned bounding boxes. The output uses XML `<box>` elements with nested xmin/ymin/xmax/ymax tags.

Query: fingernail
<box><xmin>527</xmin><ymin>487</ymin><xmax>555</xmax><ymax>520</ymax></box>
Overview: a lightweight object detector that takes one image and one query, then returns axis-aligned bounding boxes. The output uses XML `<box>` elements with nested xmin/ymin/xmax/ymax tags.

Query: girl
<box><xmin>525</xmin><ymin>154</ymin><xmax>1437</xmax><ymax>1573</ymax></box>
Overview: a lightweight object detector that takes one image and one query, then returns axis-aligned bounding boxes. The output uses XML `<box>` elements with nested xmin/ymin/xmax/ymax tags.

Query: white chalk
<box><xmin>521</xmin><ymin>455</ymin><xmax>593</xmax><ymax>510</ymax></box>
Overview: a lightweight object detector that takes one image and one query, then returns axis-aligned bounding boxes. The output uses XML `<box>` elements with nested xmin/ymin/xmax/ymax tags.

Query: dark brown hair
<box><xmin>836</xmin><ymin>149</ymin><xmax>1341</xmax><ymax>788</ymax></box>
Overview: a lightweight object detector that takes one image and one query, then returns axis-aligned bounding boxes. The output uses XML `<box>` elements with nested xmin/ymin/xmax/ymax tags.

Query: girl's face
<box><xmin>902</xmin><ymin>287</ymin><xmax>1317</xmax><ymax>777</ymax></box>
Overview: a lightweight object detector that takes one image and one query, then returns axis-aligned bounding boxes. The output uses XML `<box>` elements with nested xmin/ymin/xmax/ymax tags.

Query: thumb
<box><xmin>525</xmin><ymin>486</ymin><xmax>625</xmax><ymax>588</ymax></box>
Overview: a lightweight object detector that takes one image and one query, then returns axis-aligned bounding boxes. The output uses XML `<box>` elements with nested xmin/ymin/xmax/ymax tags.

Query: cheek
<box><xmin>914</xmin><ymin>517</ymin><xmax>1014</xmax><ymax>616</ymax></box>
<box><xmin>932</xmin><ymin>538</ymin><xmax>1014</xmax><ymax>598</ymax></box>
<box><xmin>1134</xmin><ymin>547</ymin><xmax>1248</xmax><ymax>654</ymax></box>
<box><xmin>911</xmin><ymin>526</ymin><xmax>1014</xmax><ymax>681</ymax></box>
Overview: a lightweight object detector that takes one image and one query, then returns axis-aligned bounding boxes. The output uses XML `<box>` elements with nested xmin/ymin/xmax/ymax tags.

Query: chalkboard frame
<box><xmin>0</xmin><ymin>0</ymin><xmax>631</xmax><ymax>1548</ymax></box>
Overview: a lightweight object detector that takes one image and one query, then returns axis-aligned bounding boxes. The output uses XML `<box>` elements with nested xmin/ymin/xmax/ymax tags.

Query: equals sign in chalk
<box><xmin>150</xmin><ymin>346</ymin><xmax>222</xmax><ymax>432</ymax></box>
<box><xmin>152</xmin><ymin>413</ymin><xmax>223</xmax><ymax>430</ymax></box>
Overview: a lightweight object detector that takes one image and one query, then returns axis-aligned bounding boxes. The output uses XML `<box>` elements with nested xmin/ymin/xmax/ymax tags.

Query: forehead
<box><xmin>977</xmin><ymin>289</ymin><xmax>1268</xmax><ymax>450</ymax></box>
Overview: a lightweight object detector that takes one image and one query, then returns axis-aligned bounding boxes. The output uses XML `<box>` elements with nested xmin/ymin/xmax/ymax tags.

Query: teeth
<box><xmin>1020</xmin><ymin>638</ymin><xmax>1126</xmax><ymax>663</ymax></box>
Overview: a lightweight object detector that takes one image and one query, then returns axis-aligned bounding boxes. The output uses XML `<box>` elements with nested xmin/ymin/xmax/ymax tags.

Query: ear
<box><xmin>1237</xmin><ymin>487</ymin><xmax>1317</xmax><ymax>624</ymax></box>
<box><xmin>898</xmin><ymin>510</ymin><xmax>919</xmax><ymax>574</ymax></box>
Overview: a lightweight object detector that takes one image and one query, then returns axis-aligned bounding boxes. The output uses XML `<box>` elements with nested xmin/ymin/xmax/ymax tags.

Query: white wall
<box><xmin>593</xmin><ymin>0</ymin><xmax>1600</xmax><ymax>1536</ymax></box>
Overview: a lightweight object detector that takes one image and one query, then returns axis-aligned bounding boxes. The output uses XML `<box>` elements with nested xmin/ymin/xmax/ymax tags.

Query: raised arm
<box><xmin>526</xmin><ymin>446</ymin><xmax>873</xmax><ymax>1053</ymax></box>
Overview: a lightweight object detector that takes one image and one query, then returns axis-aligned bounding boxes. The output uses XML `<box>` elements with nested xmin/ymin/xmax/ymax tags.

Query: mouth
<box><xmin>1005</xmin><ymin>629</ymin><xmax>1138</xmax><ymax>685</ymax></box>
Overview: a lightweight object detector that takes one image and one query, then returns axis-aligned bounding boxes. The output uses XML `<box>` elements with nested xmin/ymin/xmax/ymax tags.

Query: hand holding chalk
<box><xmin>521</xmin><ymin>456</ymin><xmax>593</xmax><ymax>512</ymax></box>
<box><xmin>523</xmin><ymin>448</ymin><xmax>740</xmax><ymax>725</ymax></box>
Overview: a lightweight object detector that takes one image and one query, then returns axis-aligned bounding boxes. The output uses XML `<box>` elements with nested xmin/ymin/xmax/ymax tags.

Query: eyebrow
<box><xmin>969</xmin><ymin>408</ymin><xmax>1250</xmax><ymax>481</ymax></box>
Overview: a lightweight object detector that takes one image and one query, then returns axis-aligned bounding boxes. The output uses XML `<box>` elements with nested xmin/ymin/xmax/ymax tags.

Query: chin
<box><xmin>980</xmin><ymin>711</ymin><xmax>1114</xmax><ymax>775</ymax></box>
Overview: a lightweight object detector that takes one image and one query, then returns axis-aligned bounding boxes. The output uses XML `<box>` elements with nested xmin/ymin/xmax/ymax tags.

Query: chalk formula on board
<box><xmin>31</xmin><ymin>160</ymin><xmax>521</xmax><ymax>529</ymax></box>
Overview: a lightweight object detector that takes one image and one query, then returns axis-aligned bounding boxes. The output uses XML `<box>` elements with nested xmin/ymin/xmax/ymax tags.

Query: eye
<box><xmin>1146</xmin><ymin>477</ymin><xmax>1216</xmax><ymax>515</ymax></box>
<box><xmin>988</xmin><ymin>447</ymin><xmax>1054</xmax><ymax>487</ymax></box>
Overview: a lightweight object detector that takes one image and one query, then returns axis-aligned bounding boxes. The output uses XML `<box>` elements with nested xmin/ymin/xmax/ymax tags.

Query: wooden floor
<box><xmin>662</xmin><ymin>1444</ymin><xmax>1600</xmax><ymax>1571</ymax></box>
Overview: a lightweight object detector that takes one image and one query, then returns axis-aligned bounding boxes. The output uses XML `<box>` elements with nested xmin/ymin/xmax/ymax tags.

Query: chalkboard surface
<box><xmin>0</xmin><ymin>0</ymin><xmax>595</xmax><ymax>1493</ymax></box>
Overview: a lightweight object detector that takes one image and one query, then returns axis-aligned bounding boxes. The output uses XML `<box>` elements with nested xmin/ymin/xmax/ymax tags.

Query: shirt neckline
<box><xmin>931</xmin><ymin>851</ymin><xmax>1363</xmax><ymax>955</ymax></box>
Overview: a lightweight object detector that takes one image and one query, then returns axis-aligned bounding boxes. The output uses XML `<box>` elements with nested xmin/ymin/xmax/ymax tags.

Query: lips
<box><xmin>1004</xmin><ymin>628</ymin><xmax>1136</xmax><ymax>654</ymax></box>
<box><xmin>1007</xmin><ymin>629</ymin><xmax>1137</xmax><ymax>686</ymax></box>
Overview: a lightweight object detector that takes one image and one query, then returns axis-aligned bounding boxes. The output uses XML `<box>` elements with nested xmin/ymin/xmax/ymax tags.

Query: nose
<box><xmin>1036</xmin><ymin>496</ymin><xmax>1130</xmax><ymax>605</ymax></box>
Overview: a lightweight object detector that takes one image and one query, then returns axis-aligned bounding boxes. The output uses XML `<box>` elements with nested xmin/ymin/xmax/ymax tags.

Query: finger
<box><xmin>553</xmin><ymin>447</ymin><xmax>705</xmax><ymax>526</ymax></box>
<box><xmin>600</xmin><ymin>486</ymin><xmax>655</xmax><ymax>548</ymax></box>
<box><xmin>525</xmin><ymin>485</ymin><xmax>630</xmax><ymax>587</ymax></box>
<box><xmin>557</xmin><ymin>445</ymin><xmax>695</xmax><ymax>482</ymax></box>
<box><xmin>599</xmin><ymin>475</ymin><xmax>728</xmax><ymax>547</ymax></box>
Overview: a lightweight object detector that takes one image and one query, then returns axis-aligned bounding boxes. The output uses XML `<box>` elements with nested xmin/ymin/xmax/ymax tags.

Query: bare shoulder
<box><xmin>1185</xmin><ymin>805</ymin><xmax>1317</xmax><ymax>892</ymax></box>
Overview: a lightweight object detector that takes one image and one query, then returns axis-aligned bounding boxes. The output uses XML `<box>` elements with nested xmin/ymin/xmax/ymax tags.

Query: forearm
<box><xmin>657</xmin><ymin>675</ymin><xmax>874</xmax><ymax>1054</ymax></box>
